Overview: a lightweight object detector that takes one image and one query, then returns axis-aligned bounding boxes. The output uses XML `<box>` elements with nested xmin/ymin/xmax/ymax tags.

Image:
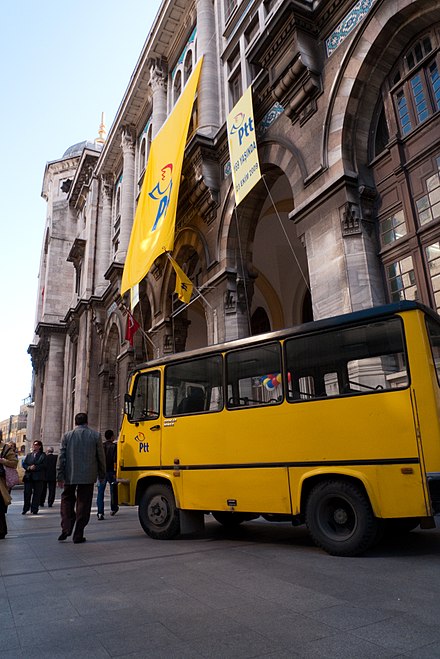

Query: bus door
<box><xmin>119</xmin><ymin>370</ymin><xmax>162</xmax><ymax>488</ymax></box>
<box><xmin>161</xmin><ymin>347</ymin><xmax>292</xmax><ymax>515</ymax></box>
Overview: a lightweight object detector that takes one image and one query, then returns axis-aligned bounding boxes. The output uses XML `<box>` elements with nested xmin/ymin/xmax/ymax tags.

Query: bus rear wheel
<box><xmin>139</xmin><ymin>483</ymin><xmax>180</xmax><ymax>540</ymax></box>
<box><xmin>305</xmin><ymin>480</ymin><xmax>378</xmax><ymax>556</ymax></box>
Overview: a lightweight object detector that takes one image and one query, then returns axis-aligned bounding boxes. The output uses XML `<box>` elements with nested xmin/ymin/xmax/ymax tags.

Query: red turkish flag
<box><xmin>125</xmin><ymin>312</ymin><xmax>140</xmax><ymax>346</ymax></box>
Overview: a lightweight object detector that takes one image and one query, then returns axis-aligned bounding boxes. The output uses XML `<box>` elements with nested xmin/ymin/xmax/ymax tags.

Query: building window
<box><xmin>173</xmin><ymin>70</ymin><xmax>182</xmax><ymax>104</ymax></box>
<box><xmin>244</xmin><ymin>14</ymin><xmax>259</xmax><ymax>48</ymax></box>
<box><xmin>379</xmin><ymin>209</ymin><xmax>407</xmax><ymax>246</ymax></box>
<box><xmin>113</xmin><ymin>186</ymin><xmax>121</xmax><ymax>257</ymax></box>
<box><xmin>225</xmin><ymin>0</ymin><xmax>237</xmax><ymax>22</ymax></box>
<box><xmin>229</xmin><ymin>70</ymin><xmax>242</xmax><ymax>107</ymax></box>
<box><xmin>386</xmin><ymin>256</ymin><xmax>418</xmax><ymax>303</ymax></box>
<box><xmin>416</xmin><ymin>156</ymin><xmax>440</xmax><ymax>227</ymax></box>
<box><xmin>426</xmin><ymin>242</ymin><xmax>440</xmax><ymax>311</ymax></box>
<box><xmin>184</xmin><ymin>51</ymin><xmax>193</xmax><ymax>84</ymax></box>
<box><xmin>391</xmin><ymin>35</ymin><xmax>439</xmax><ymax>138</ymax></box>
<box><xmin>264</xmin><ymin>0</ymin><xmax>278</xmax><ymax>17</ymax></box>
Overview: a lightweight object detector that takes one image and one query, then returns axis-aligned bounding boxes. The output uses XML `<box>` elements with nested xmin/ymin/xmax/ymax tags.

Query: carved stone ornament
<box><xmin>224</xmin><ymin>289</ymin><xmax>236</xmax><ymax>314</ymax></box>
<box><xmin>149</xmin><ymin>60</ymin><xmax>168</xmax><ymax>91</ymax></box>
<box><xmin>341</xmin><ymin>202</ymin><xmax>362</xmax><ymax>237</ymax></box>
<box><xmin>101</xmin><ymin>173</ymin><xmax>113</xmax><ymax>200</ymax></box>
<box><xmin>120</xmin><ymin>126</ymin><xmax>136</xmax><ymax>154</ymax></box>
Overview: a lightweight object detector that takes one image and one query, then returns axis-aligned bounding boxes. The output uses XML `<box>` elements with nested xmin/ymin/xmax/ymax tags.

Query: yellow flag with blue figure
<box><xmin>121</xmin><ymin>57</ymin><xmax>204</xmax><ymax>295</ymax></box>
<box><xmin>169</xmin><ymin>255</ymin><xmax>193</xmax><ymax>304</ymax></box>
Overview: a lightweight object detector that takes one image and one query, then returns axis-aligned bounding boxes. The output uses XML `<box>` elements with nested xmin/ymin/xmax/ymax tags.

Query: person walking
<box><xmin>96</xmin><ymin>429</ymin><xmax>119</xmax><ymax>520</ymax></box>
<box><xmin>40</xmin><ymin>447</ymin><xmax>58</xmax><ymax>508</ymax></box>
<box><xmin>57</xmin><ymin>412</ymin><xmax>105</xmax><ymax>544</ymax></box>
<box><xmin>0</xmin><ymin>441</ymin><xmax>19</xmax><ymax>539</ymax></box>
<box><xmin>22</xmin><ymin>441</ymin><xmax>46</xmax><ymax>515</ymax></box>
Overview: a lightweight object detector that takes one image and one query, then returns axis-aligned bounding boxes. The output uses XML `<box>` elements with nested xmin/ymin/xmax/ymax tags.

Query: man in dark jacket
<box><xmin>40</xmin><ymin>447</ymin><xmax>57</xmax><ymax>508</ymax></box>
<box><xmin>57</xmin><ymin>413</ymin><xmax>105</xmax><ymax>543</ymax></box>
<box><xmin>96</xmin><ymin>429</ymin><xmax>119</xmax><ymax>520</ymax></box>
<box><xmin>22</xmin><ymin>441</ymin><xmax>47</xmax><ymax>515</ymax></box>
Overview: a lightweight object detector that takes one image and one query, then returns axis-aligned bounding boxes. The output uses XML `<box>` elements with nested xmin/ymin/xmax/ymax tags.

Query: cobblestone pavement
<box><xmin>1</xmin><ymin>487</ymin><xmax>440</xmax><ymax>658</ymax></box>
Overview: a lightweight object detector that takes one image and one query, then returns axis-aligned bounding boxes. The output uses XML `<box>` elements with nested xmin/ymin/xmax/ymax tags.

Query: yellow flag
<box><xmin>227</xmin><ymin>85</ymin><xmax>261</xmax><ymax>206</ymax></box>
<box><xmin>169</xmin><ymin>256</ymin><xmax>193</xmax><ymax>304</ymax></box>
<box><xmin>121</xmin><ymin>57</ymin><xmax>204</xmax><ymax>295</ymax></box>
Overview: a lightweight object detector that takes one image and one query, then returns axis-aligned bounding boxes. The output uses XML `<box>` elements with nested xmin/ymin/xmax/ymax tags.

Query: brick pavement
<box><xmin>1</xmin><ymin>487</ymin><xmax>440</xmax><ymax>658</ymax></box>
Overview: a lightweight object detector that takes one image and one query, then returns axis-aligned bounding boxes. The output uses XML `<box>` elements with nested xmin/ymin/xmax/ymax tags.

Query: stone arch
<box><xmin>100</xmin><ymin>315</ymin><xmax>123</xmax><ymax>434</ymax></box>
<box><xmin>219</xmin><ymin>141</ymin><xmax>310</xmax><ymax>332</ymax></box>
<box><xmin>323</xmin><ymin>0</ymin><xmax>440</xmax><ymax>178</ymax></box>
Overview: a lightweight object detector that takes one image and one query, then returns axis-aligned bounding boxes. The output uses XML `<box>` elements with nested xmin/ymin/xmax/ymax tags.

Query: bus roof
<box><xmin>131</xmin><ymin>300</ymin><xmax>439</xmax><ymax>375</ymax></box>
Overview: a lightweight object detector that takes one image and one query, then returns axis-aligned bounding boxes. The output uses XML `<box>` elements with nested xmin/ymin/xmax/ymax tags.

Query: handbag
<box><xmin>5</xmin><ymin>466</ymin><xmax>19</xmax><ymax>489</ymax></box>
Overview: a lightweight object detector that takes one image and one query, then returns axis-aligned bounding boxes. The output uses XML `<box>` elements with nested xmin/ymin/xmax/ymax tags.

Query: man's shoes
<box><xmin>110</xmin><ymin>507</ymin><xmax>119</xmax><ymax>516</ymax></box>
<box><xmin>22</xmin><ymin>508</ymin><xmax>29</xmax><ymax>515</ymax></box>
<box><xmin>58</xmin><ymin>532</ymin><xmax>69</xmax><ymax>541</ymax></box>
<box><xmin>48</xmin><ymin>504</ymin><xmax>53</xmax><ymax>508</ymax></box>
<box><xmin>73</xmin><ymin>537</ymin><xmax>86</xmax><ymax>544</ymax></box>
<box><xmin>97</xmin><ymin>513</ymin><xmax>104</xmax><ymax>520</ymax></box>
<box><xmin>31</xmin><ymin>511</ymin><xmax>39</xmax><ymax>515</ymax></box>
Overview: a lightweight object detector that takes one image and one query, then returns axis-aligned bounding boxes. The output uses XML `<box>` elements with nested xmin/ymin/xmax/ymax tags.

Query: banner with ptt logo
<box><xmin>227</xmin><ymin>85</ymin><xmax>261</xmax><ymax>206</ymax></box>
<box><xmin>121</xmin><ymin>57</ymin><xmax>204</xmax><ymax>295</ymax></box>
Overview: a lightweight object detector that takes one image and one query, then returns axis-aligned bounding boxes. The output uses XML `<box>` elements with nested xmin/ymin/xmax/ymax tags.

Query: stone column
<box><xmin>40</xmin><ymin>332</ymin><xmax>65</xmax><ymax>446</ymax></box>
<box><xmin>95</xmin><ymin>174</ymin><xmax>113</xmax><ymax>295</ymax></box>
<box><xmin>116</xmin><ymin>127</ymin><xmax>136</xmax><ymax>263</ymax></box>
<box><xmin>204</xmin><ymin>273</ymin><xmax>252</xmax><ymax>344</ymax></box>
<box><xmin>196</xmin><ymin>0</ymin><xmax>220</xmax><ymax>137</ymax></box>
<box><xmin>150</xmin><ymin>62</ymin><xmax>168</xmax><ymax>138</ymax></box>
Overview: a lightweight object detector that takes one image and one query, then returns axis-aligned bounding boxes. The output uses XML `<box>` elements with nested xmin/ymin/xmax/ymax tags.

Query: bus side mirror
<box><xmin>124</xmin><ymin>393</ymin><xmax>133</xmax><ymax>418</ymax></box>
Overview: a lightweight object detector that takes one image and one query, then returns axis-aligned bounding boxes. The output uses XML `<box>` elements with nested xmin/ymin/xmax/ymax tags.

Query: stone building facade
<box><xmin>29</xmin><ymin>0</ymin><xmax>440</xmax><ymax>444</ymax></box>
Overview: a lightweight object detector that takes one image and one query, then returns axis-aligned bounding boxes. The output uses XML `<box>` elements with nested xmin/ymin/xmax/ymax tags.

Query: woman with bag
<box><xmin>0</xmin><ymin>440</ymin><xmax>19</xmax><ymax>539</ymax></box>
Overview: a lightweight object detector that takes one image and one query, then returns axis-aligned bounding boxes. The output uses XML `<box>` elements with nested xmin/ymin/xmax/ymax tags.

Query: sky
<box><xmin>0</xmin><ymin>1</ymin><xmax>162</xmax><ymax>421</ymax></box>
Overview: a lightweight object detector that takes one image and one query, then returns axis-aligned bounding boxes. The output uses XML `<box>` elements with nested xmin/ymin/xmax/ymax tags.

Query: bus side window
<box><xmin>226</xmin><ymin>343</ymin><xmax>283</xmax><ymax>409</ymax></box>
<box><xmin>285</xmin><ymin>316</ymin><xmax>409</xmax><ymax>402</ymax></box>
<box><xmin>164</xmin><ymin>355</ymin><xmax>223</xmax><ymax>417</ymax></box>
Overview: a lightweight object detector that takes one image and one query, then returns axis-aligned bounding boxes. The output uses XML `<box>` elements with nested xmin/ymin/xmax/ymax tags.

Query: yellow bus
<box><xmin>116</xmin><ymin>301</ymin><xmax>440</xmax><ymax>556</ymax></box>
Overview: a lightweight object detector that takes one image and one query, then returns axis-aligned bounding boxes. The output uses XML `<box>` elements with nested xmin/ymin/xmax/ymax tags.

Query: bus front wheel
<box><xmin>305</xmin><ymin>480</ymin><xmax>378</xmax><ymax>556</ymax></box>
<box><xmin>139</xmin><ymin>483</ymin><xmax>180</xmax><ymax>540</ymax></box>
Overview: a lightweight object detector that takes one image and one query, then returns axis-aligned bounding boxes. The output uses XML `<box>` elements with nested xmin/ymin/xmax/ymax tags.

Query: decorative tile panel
<box><xmin>257</xmin><ymin>102</ymin><xmax>285</xmax><ymax>139</ymax></box>
<box><xmin>326</xmin><ymin>0</ymin><xmax>376</xmax><ymax>57</ymax></box>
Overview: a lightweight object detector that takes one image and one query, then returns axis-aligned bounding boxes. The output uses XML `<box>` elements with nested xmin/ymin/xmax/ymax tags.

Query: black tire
<box><xmin>138</xmin><ymin>483</ymin><xmax>180</xmax><ymax>539</ymax></box>
<box><xmin>305</xmin><ymin>480</ymin><xmax>378</xmax><ymax>556</ymax></box>
<box><xmin>212</xmin><ymin>511</ymin><xmax>251</xmax><ymax>526</ymax></box>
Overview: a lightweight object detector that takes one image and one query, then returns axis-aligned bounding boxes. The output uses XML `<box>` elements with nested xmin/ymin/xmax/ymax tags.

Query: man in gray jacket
<box><xmin>57</xmin><ymin>412</ymin><xmax>106</xmax><ymax>544</ymax></box>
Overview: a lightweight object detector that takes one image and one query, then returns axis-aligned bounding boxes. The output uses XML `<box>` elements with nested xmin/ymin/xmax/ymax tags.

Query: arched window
<box><xmin>173</xmin><ymin>70</ymin><xmax>182</xmax><ymax>104</ymax></box>
<box><xmin>113</xmin><ymin>186</ymin><xmax>121</xmax><ymax>257</ymax></box>
<box><xmin>184</xmin><ymin>50</ymin><xmax>193</xmax><ymax>83</ymax></box>
<box><xmin>139</xmin><ymin>137</ymin><xmax>146</xmax><ymax>176</ymax></box>
<box><xmin>390</xmin><ymin>34</ymin><xmax>439</xmax><ymax>137</ymax></box>
<box><xmin>370</xmin><ymin>26</ymin><xmax>440</xmax><ymax>312</ymax></box>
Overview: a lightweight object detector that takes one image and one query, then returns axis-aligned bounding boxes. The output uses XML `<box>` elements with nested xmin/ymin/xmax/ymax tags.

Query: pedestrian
<box><xmin>40</xmin><ymin>447</ymin><xmax>58</xmax><ymax>508</ymax></box>
<box><xmin>0</xmin><ymin>441</ymin><xmax>19</xmax><ymax>539</ymax></box>
<box><xmin>57</xmin><ymin>412</ymin><xmax>105</xmax><ymax>544</ymax></box>
<box><xmin>22</xmin><ymin>440</ymin><xmax>47</xmax><ymax>515</ymax></box>
<box><xmin>96</xmin><ymin>429</ymin><xmax>119</xmax><ymax>520</ymax></box>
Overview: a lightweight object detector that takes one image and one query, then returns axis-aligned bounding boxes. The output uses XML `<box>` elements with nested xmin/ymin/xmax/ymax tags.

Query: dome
<box><xmin>62</xmin><ymin>140</ymin><xmax>102</xmax><ymax>158</ymax></box>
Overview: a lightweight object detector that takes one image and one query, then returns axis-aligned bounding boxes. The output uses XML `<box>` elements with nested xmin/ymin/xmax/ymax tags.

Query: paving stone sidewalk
<box><xmin>1</xmin><ymin>487</ymin><xmax>440</xmax><ymax>658</ymax></box>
